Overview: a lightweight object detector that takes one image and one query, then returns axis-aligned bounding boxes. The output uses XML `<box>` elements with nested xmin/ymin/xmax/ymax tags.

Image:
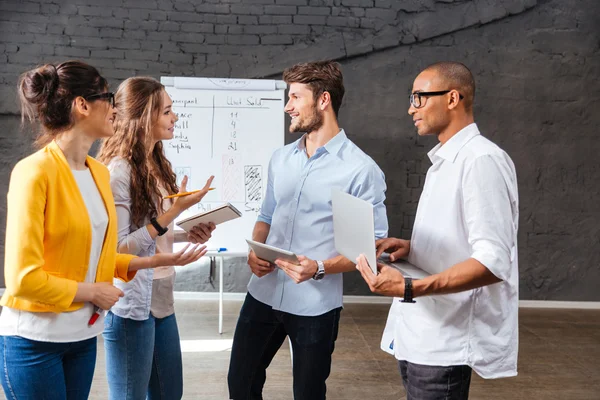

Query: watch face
<box><xmin>313</xmin><ymin>261</ymin><xmax>325</xmax><ymax>280</ymax></box>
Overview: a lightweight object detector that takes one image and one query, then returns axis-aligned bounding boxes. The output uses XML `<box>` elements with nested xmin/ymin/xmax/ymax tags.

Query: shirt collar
<box><xmin>294</xmin><ymin>134</ymin><xmax>307</xmax><ymax>153</ymax></box>
<box><xmin>428</xmin><ymin>123</ymin><xmax>480</xmax><ymax>163</ymax></box>
<box><xmin>323</xmin><ymin>129</ymin><xmax>347</xmax><ymax>156</ymax></box>
<box><xmin>293</xmin><ymin>129</ymin><xmax>347</xmax><ymax>157</ymax></box>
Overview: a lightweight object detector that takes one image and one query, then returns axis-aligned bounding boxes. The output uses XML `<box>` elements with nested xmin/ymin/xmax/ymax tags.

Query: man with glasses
<box><xmin>356</xmin><ymin>62</ymin><xmax>519</xmax><ymax>400</ymax></box>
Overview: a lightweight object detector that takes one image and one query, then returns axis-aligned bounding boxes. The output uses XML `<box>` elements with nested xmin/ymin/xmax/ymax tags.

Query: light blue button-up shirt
<box><xmin>247</xmin><ymin>130</ymin><xmax>388</xmax><ymax>316</ymax></box>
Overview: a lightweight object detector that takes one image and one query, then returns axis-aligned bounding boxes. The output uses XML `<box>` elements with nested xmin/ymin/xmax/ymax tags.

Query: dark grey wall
<box><xmin>1</xmin><ymin>0</ymin><xmax>599</xmax><ymax>299</ymax></box>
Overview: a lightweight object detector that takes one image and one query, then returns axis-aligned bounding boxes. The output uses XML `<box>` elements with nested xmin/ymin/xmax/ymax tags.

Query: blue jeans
<box><xmin>399</xmin><ymin>360</ymin><xmax>472</xmax><ymax>400</ymax></box>
<box><xmin>0</xmin><ymin>335</ymin><xmax>97</xmax><ymax>400</ymax></box>
<box><xmin>228</xmin><ymin>293</ymin><xmax>341</xmax><ymax>400</ymax></box>
<box><xmin>103</xmin><ymin>311</ymin><xmax>183</xmax><ymax>400</ymax></box>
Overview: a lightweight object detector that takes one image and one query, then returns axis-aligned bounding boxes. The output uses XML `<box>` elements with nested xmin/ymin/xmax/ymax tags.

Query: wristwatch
<box><xmin>401</xmin><ymin>277</ymin><xmax>416</xmax><ymax>303</ymax></box>
<box><xmin>313</xmin><ymin>260</ymin><xmax>325</xmax><ymax>280</ymax></box>
<box><xmin>150</xmin><ymin>217</ymin><xmax>168</xmax><ymax>236</ymax></box>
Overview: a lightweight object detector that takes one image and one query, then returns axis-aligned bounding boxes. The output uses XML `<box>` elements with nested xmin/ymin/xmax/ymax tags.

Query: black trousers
<box><xmin>399</xmin><ymin>360</ymin><xmax>472</xmax><ymax>400</ymax></box>
<box><xmin>228</xmin><ymin>293</ymin><xmax>341</xmax><ymax>400</ymax></box>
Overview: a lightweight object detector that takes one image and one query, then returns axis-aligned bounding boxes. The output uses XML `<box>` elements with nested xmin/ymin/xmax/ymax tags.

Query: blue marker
<box><xmin>208</xmin><ymin>247</ymin><xmax>227</xmax><ymax>252</ymax></box>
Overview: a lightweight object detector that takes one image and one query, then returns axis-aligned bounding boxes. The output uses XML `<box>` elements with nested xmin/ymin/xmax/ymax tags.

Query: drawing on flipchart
<box><xmin>244</xmin><ymin>165</ymin><xmax>262</xmax><ymax>203</ymax></box>
<box><xmin>222</xmin><ymin>154</ymin><xmax>243</xmax><ymax>202</ymax></box>
<box><xmin>244</xmin><ymin>165</ymin><xmax>262</xmax><ymax>215</ymax></box>
<box><xmin>175</xmin><ymin>167</ymin><xmax>191</xmax><ymax>187</ymax></box>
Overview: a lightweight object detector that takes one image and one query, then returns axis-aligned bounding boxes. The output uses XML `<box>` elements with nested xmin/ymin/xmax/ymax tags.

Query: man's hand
<box><xmin>275</xmin><ymin>255</ymin><xmax>318</xmax><ymax>284</ymax></box>
<box><xmin>248</xmin><ymin>250</ymin><xmax>275</xmax><ymax>278</ymax></box>
<box><xmin>188</xmin><ymin>222</ymin><xmax>216</xmax><ymax>244</ymax></box>
<box><xmin>356</xmin><ymin>254</ymin><xmax>405</xmax><ymax>297</ymax></box>
<box><xmin>376</xmin><ymin>238</ymin><xmax>410</xmax><ymax>261</ymax></box>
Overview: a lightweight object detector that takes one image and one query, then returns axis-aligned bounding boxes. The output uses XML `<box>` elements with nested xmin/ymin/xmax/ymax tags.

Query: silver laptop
<box><xmin>332</xmin><ymin>189</ymin><xmax>429</xmax><ymax>279</ymax></box>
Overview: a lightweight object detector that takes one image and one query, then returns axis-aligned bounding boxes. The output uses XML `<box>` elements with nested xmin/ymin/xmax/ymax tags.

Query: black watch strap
<box><xmin>150</xmin><ymin>217</ymin><xmax>168</xmax><ymax>236</ymax></box>
<box><xmin>401</xmin><ymin>277</ymin><xmax>416</xmax><ymax>303</ymax></box>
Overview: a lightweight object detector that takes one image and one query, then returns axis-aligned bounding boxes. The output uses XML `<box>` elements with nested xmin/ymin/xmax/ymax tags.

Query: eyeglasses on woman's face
<box><xmin>84</xmin><ymin>92</ymin><xmax>115</xmax><ymax>108</ymax></box>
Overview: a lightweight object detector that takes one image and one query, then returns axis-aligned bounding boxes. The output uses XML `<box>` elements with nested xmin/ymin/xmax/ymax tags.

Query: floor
<box><xmin>81</xmin><ymin>301</ymin><xmax>599</xmax><ymax>399</ymax></box>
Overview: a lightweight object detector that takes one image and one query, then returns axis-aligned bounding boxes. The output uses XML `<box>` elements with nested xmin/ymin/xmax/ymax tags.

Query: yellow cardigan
<box><xmin>1</xmin><ymin>141</ymin><xmax>137</xmax><ymax>313</ymax></box>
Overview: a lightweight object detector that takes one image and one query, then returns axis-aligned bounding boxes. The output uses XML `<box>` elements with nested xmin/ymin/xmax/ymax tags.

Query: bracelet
<box><xmin>150</xmin><ymin>217</ymin><xmax>168</xmax><ymax>236</ymax></box>
<box><xmin>401</xmin><ymin>277</ymin><xmax>416</xmax><ymax>303</ymax></box>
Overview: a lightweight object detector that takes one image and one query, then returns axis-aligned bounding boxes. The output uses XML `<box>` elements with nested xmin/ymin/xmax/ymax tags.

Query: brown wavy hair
<box><xmin>97</xmin><ymin>77</ymin><xmax>178</xmax><ymax>227</ymax></box>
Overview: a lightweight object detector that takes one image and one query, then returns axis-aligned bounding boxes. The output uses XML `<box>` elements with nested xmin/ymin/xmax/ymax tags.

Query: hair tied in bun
<box><xmin>42</xmin><ymin>64</ymin><xmax>60</xmax><ymax>101</ymax></box>
<box><xmin>18</xmin><ymin>60</ymin><xmax>108</xmax><ymax>147</ymax></box>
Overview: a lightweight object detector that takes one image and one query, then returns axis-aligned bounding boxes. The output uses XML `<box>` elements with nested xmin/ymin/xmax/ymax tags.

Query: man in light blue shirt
<box><xmin>228</xmin><ymin>61</ymin><xmax>388</xmax><ymax>400</ymax></box>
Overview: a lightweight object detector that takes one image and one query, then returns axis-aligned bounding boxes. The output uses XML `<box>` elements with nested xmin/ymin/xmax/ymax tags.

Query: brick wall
<box><xmin>1</xmin><ymin>0</ymin><xmax>599</xmax><ymax>299</ymax></box>
<box><xmin>0</xmin><ymin>0</ymin><xmax>536</xmax><ymax>113</ymax></box>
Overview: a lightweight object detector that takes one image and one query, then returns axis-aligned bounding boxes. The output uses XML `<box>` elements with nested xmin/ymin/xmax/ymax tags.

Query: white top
<box><xmin>0</xmin><ymin>168</ymin><xmax>108</xmax><ymax>342</ymax></box>
<box><xmin>381</xmin><ymin>124</ymin><xmax>519</xmax><ymax>379</ymax></box>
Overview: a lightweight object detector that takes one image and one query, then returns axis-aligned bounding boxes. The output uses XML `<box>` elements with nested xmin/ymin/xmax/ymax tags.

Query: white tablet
<box><xmin>332</xmin><ymin>189</ymin><xmax>378</xmax><ymax>274</ymax></box>
<box><xmin>246</xmin><ymin>239</ymin><xmax>299</xmax><ymax>265</ymax></box>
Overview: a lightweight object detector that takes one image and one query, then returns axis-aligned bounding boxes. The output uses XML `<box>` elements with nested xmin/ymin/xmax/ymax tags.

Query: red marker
<box><xmin>88</xmin><ymin>306</ymin><xmax>103</xmax><ymax>326</ymax></box>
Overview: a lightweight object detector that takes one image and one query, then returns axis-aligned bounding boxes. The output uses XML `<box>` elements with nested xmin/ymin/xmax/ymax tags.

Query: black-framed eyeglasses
<box><xmin>84</xmin><ymin>92</ymin><xmax>115</xmax><ymax>108</ymax></box>
<box><xmin>409</xmin><ymin>90</ymin><xmax>463</xmax><ymax>109</ymax></box>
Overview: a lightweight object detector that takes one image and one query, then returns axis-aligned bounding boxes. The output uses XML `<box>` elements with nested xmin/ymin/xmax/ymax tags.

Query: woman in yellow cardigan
<box><xmin>0</xmin><ymin>61</ymin><xmax>207</xmax><ymax>400</ymax></box>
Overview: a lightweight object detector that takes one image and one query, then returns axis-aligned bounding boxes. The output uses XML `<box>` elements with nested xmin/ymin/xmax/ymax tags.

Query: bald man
<box><xmin>356</xmin><ymin>62</ymin><xmax>519</xmax><ymax>399</ymax></box>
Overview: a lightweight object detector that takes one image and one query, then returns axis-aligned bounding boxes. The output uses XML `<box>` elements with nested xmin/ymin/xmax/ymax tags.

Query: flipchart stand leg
<box><xmin>219</xmin><ymin>255</ymin><xmax>224</xmax><ymax>335</ymax></box>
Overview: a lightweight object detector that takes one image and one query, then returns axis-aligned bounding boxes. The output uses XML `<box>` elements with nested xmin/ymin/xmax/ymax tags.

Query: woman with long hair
<box><xmin>97</xmin><ymin>76</ymin><xmax>215</xmax><ymax>400</ymax></box>
<box><xmin>0</xmin><ymin>61</ymin><xmax>206</xmax><ymax>400</ymax></box>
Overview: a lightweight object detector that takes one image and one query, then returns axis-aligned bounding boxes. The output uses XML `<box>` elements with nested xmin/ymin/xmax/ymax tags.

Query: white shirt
<box><xmin>0</xmin><ymin>168</ymin><xmax>108</xmax><ymax>342</ymax></box>
<box><xmin>381</xmin><ymin>123</ymin><xmax>519</xmax><ymax>379</ymax></box>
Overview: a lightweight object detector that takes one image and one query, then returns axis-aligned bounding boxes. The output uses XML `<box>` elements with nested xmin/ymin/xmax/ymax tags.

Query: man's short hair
<box><xmin>283</xmin><ymin>61</ymin><xmax>345</xmax><ymax>117</ymax></box>
<box><xmin>424</xmin><ymin>62</ymin><xmax>475</xmax><ymax>112</ymax></box>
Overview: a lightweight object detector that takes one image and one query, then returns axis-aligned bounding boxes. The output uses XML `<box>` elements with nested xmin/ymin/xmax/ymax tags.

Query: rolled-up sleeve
<box><xmin>114</xmin><ymin>253</ymin><xmax>137</xmax><ymax>282</ymax></box>
<box><xmin>351</xmin><ymin>163</ymin><xmax>389</xmax><ymax>240</ymax></box>
<box><xmin>462</xmin><ymin>155</ymin><xmax>515</xmax><ymax>281</ymax></box>
<box><xmin>108</xmin><ymin>160</ymin><xmax>156</xmax><ymax>256</ymax></box>
<box><xmin>256</xmin><ymin>155</ymin><xmax>276</xmax><ymax>225</ymax></box>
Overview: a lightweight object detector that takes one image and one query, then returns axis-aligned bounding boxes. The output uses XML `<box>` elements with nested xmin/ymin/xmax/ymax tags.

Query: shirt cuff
<box><xmin>115</xmin><ymin>253</ymin><xmax>138</xmax><ymax>282</ymax></box>
<box><xmin>256</xmin><ymin>214</ymin><xmax>272</xmax><ymax>225</ymax></box>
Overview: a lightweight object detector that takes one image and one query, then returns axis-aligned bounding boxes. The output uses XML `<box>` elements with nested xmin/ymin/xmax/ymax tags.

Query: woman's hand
<box><xmin>188</xmin><ymin>222</ymin><xmax>216</xmax><ymax>244</ymax></box>
<box><xmin>90</xmin><ymin>282</ymin><xmax>124</xmax><ymax>310</ymax></box>
<box><xmin>152</xmin><ymin>243</ymin><xmax>208</xmax><ymax>267</ymax></box>
<box><xmin>171</xmin><ymin>175</ymin><xmax>214</xmax><ymax>215</ymax></box>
